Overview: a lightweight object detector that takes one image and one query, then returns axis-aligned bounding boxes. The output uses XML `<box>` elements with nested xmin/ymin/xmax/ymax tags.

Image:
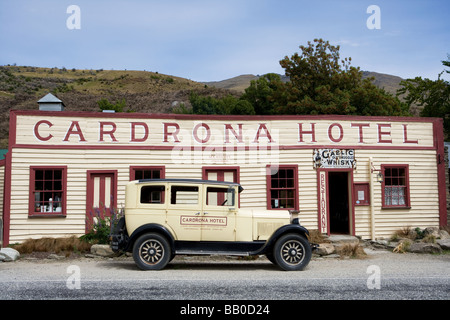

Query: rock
<box><xmin>322</xmin><ymin>254</ymin><xmax>340</xmax><ymax>259</ymax></box>
<box><xmin>438</xmin><ymin>230</ymin><xmax>449</xmax><ymax>240</ymax></box>
<box><xmin>436</xmin><ymin>239</ymin><xmax>450</xmax><ymax>250</ymax></box>
<box><xmin>315</xmin><ymin>243</ymin><xmax>335</xmax><ymax>256</ymax></box>
<box><xmin>327</xmin><ymin>235</ymin><xmax>359</xmax><ymax>245</ymax></box>
<box><xmin>409</xmin><ymin>242</ymin><xmax>442</xmax><ymax>254</ymax></box>
<box><xmin>0</xmin><ymin>248</ymin><xmax>20</xmax><ymax>262</ymax></box>
<box><xmin>90</xmin><ymin>244</ymin><xmax>115</xmax><ymax>257</ymax></box>
<box><xmin>369</xmin><ymin>239</ymin><xmax>394</xmax><ymax>249</ymax></box>
<box><xmin>423</xmin><ymin>227</ymin><xmax>440</xmax><ymax>238</ymax></box>
<box><xmin>47</xmin><ymin>254</ymin><xmax>65</xmax><ymax>260</ymax></box>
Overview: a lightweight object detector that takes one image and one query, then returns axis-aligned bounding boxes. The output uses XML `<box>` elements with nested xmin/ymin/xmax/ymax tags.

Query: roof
<box><xmin>37</xmin><ymin>93</ymin><xmax>63</xmax><ymax>104</ymax></box>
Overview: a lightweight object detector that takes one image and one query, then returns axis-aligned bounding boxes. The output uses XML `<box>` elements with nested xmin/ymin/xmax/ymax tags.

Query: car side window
<box><xmin>140</xmin><ymin>185</ymin><xmax>165</xmax><ymax>204</ymax></box>
<box><xmin>206</xmin><ymin>187</ymin><xmax>235</xmax><ymax>206</ymax></box>
<box><xmin>170</xmin><ymin>186</ymin><xmax>199</xmax><ymax>205</ymax></box>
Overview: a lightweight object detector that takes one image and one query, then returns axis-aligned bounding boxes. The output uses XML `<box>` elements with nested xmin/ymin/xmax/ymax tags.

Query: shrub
<box><xmin>80</xmin><ymin>206</ymin><xmax>124</xmax><ymax>244</ymax></box>
<box><xmin>307</xmin><ymin>229</ymin><xmax>329</xmax><ymax>244</ymax></box>
<box><xmin>336</xmin><ymin>243</ymin><xmax>367</xmax><ymax>259</ymax></box>
<box><xmin>393</xmin><ymin>239</ymin><xmax>411</xmax><ymax>253</ymax></box>
<box><xmin>13</xmin><ymin>236</ymin><xmax>91</xmax><ymax>255</ymax></box>
<box><xmin>391</xmin><ymin>226</ymin><xmax>417</xmax><ymax>241</ymax></box>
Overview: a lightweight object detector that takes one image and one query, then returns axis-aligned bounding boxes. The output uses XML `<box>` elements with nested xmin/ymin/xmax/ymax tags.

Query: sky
<box><xmin>0</xmin><ymin>0</ymin><xmax>449</xmax><ymax>82</ymax></box>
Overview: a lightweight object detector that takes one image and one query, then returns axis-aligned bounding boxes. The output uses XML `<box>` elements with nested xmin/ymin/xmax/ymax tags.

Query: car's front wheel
<box><xmin>133</xmin><ymin>233</ymin><xmax>171</xmax><ymax>270</ymax></box>
<box><xmin>273</xmin><ymin>234</ymin><xmax>311</xmax><ymax>271</ymax></box>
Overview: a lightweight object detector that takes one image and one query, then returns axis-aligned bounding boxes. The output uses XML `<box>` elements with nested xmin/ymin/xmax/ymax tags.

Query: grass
<box><xmin>336</xmin><ymin>243</ymin><xmax>367</xmax><ymax>259</ymax></box>
<box><xmin>12</xmin><ymin>236</ymin><xmax>92</xmax><ymax>256</ymax></box>
<box><xmin>307</xmin><ymin>229</ymin><xmax>329</xmax><ymax>244</ymax></box>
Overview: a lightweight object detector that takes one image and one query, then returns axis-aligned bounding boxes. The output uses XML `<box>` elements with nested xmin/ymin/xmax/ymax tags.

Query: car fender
<box><xmin>252</xmin><ymin>224</ymin><xmax>310</xmax><ymax>255</ymax></box>
<box><xmin>125</xmin><ymin>223</ymin><xmax>175</xmax><ymax>252</ymax></box>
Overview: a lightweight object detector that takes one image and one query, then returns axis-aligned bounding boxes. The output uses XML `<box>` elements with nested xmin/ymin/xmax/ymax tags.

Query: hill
<box><xmin>0</xmin><ymin>65</ymin><xmax>415</xmax><ymax>148</ymax></box>
<box><xmin>0</xmin><ymin>65</ymin><xmax>239</xmax><ymax>148</ymax></box>
<box><xmin>203</xmin><ymin>71</ymin><xmax>404</xmax><ymax>95</ymax></box>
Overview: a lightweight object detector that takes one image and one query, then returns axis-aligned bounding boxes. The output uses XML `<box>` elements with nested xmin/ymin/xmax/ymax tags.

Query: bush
<box><xmin>13</xmin><ymin>236</ymin><xmax>92</xmax><ymax>255</ymax></box>
<box><xmin>336</xmin><ymin>243</ymin><xmax>367</xmax><ymax>259</ymax></box>
<box><xmin>80</xmin><ymin>206</ymin><xmax>124</xmax><ymax>244</ymax></box>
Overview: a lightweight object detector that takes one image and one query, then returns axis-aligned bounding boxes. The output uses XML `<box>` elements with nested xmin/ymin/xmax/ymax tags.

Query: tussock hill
<box><xmin>0</xmin><ymin>65</ymin><xmax>238</xmax><ymax>148</ymax></box>
<box><xmin>0</xmin><ymin>65</ymin><xmax>411</xmax><ymax>148</ymax></box>
<box><xmin>203</xmin><ymin>71</ymin><xmax>404</xmax><ymax>96</ymax></box>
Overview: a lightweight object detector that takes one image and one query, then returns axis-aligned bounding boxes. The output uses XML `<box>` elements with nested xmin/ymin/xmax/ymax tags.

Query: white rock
<box><xmin>0</xmin><ymin>248</ymin><xmax>20</xmax><ymax>262</ymax></box>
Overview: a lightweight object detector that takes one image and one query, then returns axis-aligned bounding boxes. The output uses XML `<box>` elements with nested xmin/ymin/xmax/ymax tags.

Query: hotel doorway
<box><xmin>328</xmin><ymin>171</ymin><xmax>351</xmax><ymax>235</ymax></box>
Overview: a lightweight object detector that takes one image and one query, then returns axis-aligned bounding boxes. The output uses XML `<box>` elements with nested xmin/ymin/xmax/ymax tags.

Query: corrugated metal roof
<box><xmin>37</xmin><ymin>93</ymin><xmax>63</xmax><ymax>103</ymax></box>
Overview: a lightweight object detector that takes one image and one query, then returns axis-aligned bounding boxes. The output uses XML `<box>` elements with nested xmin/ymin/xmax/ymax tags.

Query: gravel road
<box><xmin>0</xmin><ymin>248</ymin><xmax>449</xmax><ymax>302</ymax></box>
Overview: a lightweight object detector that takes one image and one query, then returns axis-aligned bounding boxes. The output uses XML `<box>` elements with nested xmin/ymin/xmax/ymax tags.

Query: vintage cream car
<box><xmin>111</xmin><ymin>179</ymin><xmax>313</xmax><ymax>271</ymax></box>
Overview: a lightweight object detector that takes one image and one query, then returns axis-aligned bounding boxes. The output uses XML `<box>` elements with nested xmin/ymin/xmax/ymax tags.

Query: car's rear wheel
<box><xmin>273</xmin><ymin>233</ymin><xmax>311</xmax><ymax>271</ymax></box>
<box><xmin>133</xmin><ymin>233</ymin><xmax>171</xmax><ymax>270</ymax></box>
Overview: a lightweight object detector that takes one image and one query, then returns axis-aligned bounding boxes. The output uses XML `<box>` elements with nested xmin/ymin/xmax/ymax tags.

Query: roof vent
<box><xmin>38</xmin><ymin>93</ymin><xmax>65</xmax><ymax>111</ymax></box>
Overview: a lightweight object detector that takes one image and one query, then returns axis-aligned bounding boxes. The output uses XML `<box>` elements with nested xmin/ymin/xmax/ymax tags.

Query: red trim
<box><xmin>9</xmin><ymin>109</ymin><xmax>444</xmax><ymax>123</ymax></box>
<box><xmin>266</xmin><ymin>165</ymin><xmax>299</xmax><ymax>211</ymax></box>
<box><xmin>10</xmin><ymin>143</ymin><xmax>437</xmax><ymax>152</ymax></box>
<box><xmin>129</xmin><ymin>166</ymin><xmax>166</xmax><ymax>181</ymax></box>
<box><xmin>86</xmin><ymin>170</ymin><xmax>117</xmax><ymax>233</ymax></box>
<box><xmin>202</xmin><ymin>166</ymin><xmax>240</xmax><ymax>207</ymax></box>
<box><xmin>316</xmin><ymin>168</ymin><xmax>355</xmax><ymax>236</ymax></box>
<box><xmin>353</xmin><ymin>182</ymin><xmax>370</xmax><ymax>206</ymax></box>
<box><xmin>28</xmin><ymin>166</ymin><xmax>68</xmax><ymax>217</ymax></box>
<box><xmin>317</xmin><ymin>170</ymin><xmax>329</xmax><ymax>234</ymax></box>
<box><xmin>2</xmin><ymin>111</ymin><xmax>16</xmax><ymax>246</ymax></box>
<box><xmin>10</xmin><ymin>109</ymin><xmax>443</xmax><ymax>152</ymax></box>
<box><xmin>202</xmin><ymin>166</ymin><xmax>240</xmax><ymax>183</ymax></box>
<box><xmin>381</xmin><ymin>164</ymin><xmax>411</xmax><ymax>209</ymax></box>
<box><xmin>434</xmin><ymin>119</ymin><xmax>447</xmax><ymax>226</ymax></box>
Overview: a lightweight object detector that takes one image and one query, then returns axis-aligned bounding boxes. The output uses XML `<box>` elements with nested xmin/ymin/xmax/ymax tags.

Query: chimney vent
<box><xmin>38</xmin><ymin>93</ymin><xmax>65</xmax><ymax>111</ymax></box>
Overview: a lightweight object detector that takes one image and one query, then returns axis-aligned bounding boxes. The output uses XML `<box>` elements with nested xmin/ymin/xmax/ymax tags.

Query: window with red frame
<box><xmin>266</xmin><ymin>165</ymin><xmax>298</xmax><ymax>210</ymax></box>
<box><xmin>382</xmin><ymin>165</ymin><xmax>410</xmax><ymax>208</ymax></box>
<box><xmin>130</xmin><ymin>166</ymin><xmax>165</xmax><ymax>181</ymax></box>
<box><xmin>30</xmin><ymin>167</ymin><xmax>67</xmax><ymax>216</ymax></box>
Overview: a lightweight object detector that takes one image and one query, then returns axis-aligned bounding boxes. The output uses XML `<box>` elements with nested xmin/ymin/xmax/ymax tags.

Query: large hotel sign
<box><xmin>15</xmin><ymin>113</ymin><xmax>434</xmax><ymax>149</ymax></box>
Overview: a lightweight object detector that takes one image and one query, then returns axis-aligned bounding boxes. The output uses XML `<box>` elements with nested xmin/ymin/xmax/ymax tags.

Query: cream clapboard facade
<box><xmin>1</xmin><ymin>110</ymin><xmax>447</xmax><ymax>245</ymax></box>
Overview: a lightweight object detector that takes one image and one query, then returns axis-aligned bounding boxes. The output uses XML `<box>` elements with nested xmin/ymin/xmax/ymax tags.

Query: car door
<box><xmin>166</xmin><ymin>183</ymin><xmax>202</xmax><ymax>241</ymax></box>
<box><xmin>200</xmin><ymin>185</ymin><xmax>236</xmax><ymax>241</ymax></box>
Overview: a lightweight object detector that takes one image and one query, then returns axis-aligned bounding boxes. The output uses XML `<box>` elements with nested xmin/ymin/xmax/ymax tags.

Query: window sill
<box><xmin>381</xmin><ymin>206</ymin><xmax>411</xmax><ymax>210</ymax></box>
<box><xmin>29</xmin><ymin>213</ymin><xmax>66</xmax><ymax>218</ymax></box>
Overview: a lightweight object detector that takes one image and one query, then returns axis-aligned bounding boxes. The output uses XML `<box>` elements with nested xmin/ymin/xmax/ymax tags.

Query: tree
<box><xmin>97</xmin><ymin>98</ymin><xmax>133</xmax><ymax>113</ymax></box>
<box><xmin>277</xmin><ymin>39</ymin><xmax>409</xmax><ymax>116</ymax></box>
<box><xmin>397</xmin><ymin>56</ymin><xmax>450</xmax><ymax>139</ymax></box>
<box><xmin>240</xmin><ymin>73</ymin><xmax>286</xmax><ymax>115</ymax></box>
<box><xmin>186</xmin><ymin>92</ymin><xmax>255</xmax><ymax>115</ymax></box>
<box><xmin>442</xmin><ymin>54</ymin><xmax>450</xmax><ymax>73</ymax></box>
